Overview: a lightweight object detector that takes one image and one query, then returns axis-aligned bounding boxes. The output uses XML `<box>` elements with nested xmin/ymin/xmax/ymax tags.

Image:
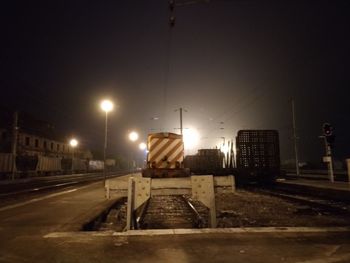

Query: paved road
<box><xmin>1</xmin><ymin>175</ymin><xmax>350</xmax><ymax>263</ymax></box>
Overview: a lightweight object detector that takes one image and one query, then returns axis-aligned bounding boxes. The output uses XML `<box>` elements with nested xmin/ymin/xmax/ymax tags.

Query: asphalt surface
<box><xmin>1</xmin><ymin>174</ymin><xmax>350</xmax><ymax>263</ymax></box>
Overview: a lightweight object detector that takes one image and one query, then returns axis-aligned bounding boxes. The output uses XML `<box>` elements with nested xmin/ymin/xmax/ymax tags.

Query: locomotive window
<box><xmin>35</xmin><ymin>139</ymin><xmax>39</xmax><ymax>148</ymax></box>
<box><xmin>57</xmin><ymin>144</ymin><xmax>60</xmax><ymax>151</ymax></box>
<box><xmin>51</xmin><ymin>142</ymin><xmax>54</xmax><ymax>150</ymax></box>
<box><xmin>43</xmin><ymin>141</ymin><xmax>47</xmax><ymax>149</ymax></box>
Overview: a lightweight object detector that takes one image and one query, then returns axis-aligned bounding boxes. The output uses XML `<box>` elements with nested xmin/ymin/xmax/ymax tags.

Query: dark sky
<box><xmin>1</xmin><ymin>0</ymin><xmax>349</xmax><ymax>163</ymax></box>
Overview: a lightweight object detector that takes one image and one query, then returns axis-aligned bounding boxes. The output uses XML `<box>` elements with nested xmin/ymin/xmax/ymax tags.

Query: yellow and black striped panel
<box><xmin>147</xmin><ymin>133</ymin><xmax>184</xmax><ymax>169</ymax></box>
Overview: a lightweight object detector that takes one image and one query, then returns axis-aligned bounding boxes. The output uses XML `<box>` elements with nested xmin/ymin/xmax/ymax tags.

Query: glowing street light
<box><xmin>139</xmin><ymin>142</ymin><xmax>147</xmax><ymax>151</ymax></box>
<box><xmin>100</xmin><ymin>99</ymin><xmax>114</xmax><ymax>186</ymax></box>
<box><xmin>128</xmin><ymin>131</ymin><xmax>139</xmax><ymax>142</ymax></box>
<box><xmin>69</xmin><ymin>138</ymin><xmax>78</xmax><ymax>173</ymax></box>
<box><xmin>69</xmin><ymin>139</ymin><xmax>78</xmax><ymax>148</ymax></box>
<box><xmin>100</xmin><ymin>100</ymin><xmax>114</xmax><ymax>112</ymax></box>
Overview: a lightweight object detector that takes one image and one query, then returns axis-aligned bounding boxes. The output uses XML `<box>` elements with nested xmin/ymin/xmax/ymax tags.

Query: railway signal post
<box><xmin>320</xmin><ymin>123</ymin><xmax>334</xmax><ymax>183</ymax></box>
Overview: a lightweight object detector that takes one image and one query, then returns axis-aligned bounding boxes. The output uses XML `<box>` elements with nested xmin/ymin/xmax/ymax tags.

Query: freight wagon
<box><xmin>36</xmin><ymin>156</ymin><xmax>62</xmax><ymax>175</ymax></box>
<box><xmin>0</xmin><ymin>153</ymin><xmax>13</xmax><ymax>178</ymax></box>
<box><xmin>235</xmin><ymin>130</ymin><xmax>280</xmax><ymax>184</ymax></box>
<box><xmin>184</xmin><ymin>149</ymin><xmax>224</xmax><ymax>175</ymax></box>
<box><xmin>0</xmin><ymin>154</ymin><xmax>105</xmax><ymax>178</ymax></box>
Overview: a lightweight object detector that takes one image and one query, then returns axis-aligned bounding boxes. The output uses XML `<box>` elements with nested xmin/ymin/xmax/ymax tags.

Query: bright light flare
<box><xmin>139</xmin><ymin>142</ymin><xmax>147</xmax><ymax>150</ymax></box>
<box><xmin>183</xmin><ymin>128</ymin><xmax>200</xmax><ymax>151</ymax></box>
<box><xmin>221</xmin><ymin>143</ymin><xmax>229</xmax><ymax>154</ymax></box>
<box><xmin>69</xmin><ymin>139</ymin><xmax>78</xmax><ymax>147</ymax></box>
<box><xmin>129</xmin><ymin>131</ymin><xmax>139</xmax><ymax>142</ymax></box>
<box><xmin>100</xmin><ymin>100</ymin><xmax>114</xmax><ymax>112</ymax></box>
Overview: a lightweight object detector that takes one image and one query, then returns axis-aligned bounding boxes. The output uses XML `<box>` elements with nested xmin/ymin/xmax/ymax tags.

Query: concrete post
<box><xmin>126</xmin><ymin>177</ymin><xmax>135</xmax><ymax>230</ymax></box>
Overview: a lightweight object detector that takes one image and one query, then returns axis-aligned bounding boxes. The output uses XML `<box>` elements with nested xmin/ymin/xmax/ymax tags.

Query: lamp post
<box><xmin>100</xmin><ymin>100</ymin><xmax>114</xmax><ymax>185</ymax></box>
<box><xmin>69</xmin><ymin>139</ymin><xmax>78</xmax><ymax>174</ymax></box>
<box><xmin>128</xmin><ymin>131</ymin><xmax>139</xmax><ymax>170</ymax></box>
<box><xmin>139</xmin><ymin>142</ymin><xmax>147</xmax><ymax>169</ymax></box>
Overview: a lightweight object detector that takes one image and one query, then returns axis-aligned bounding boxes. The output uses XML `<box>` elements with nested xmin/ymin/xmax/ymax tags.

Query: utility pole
<box><xmin>291</xmin><ymin>99</ymin><xmax>300</xmax><ymax>177</ymax></box>
<box><xmin>11</xmin><ymin>111</ymin><xmax>18</xmax><ymax>180</ymax></box>
<box><xmin>175</xmin><ymin>107</ymin><xmax>187</xmax><ymax>135</ymax></box>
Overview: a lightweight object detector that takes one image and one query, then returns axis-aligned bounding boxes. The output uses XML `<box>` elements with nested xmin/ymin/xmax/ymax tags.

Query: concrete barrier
<box><xmin>105</xmin><ymin>174</ymin><xmax>235</xmax><ymax>229</ymax></box>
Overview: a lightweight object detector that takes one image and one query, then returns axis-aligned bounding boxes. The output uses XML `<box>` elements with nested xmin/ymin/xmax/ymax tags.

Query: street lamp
<box><xmin>128</xmin><ymin>131</ymin><xmax>139</xmax><ymax>169</ymax></box>
<box><xmin>139</xmin><ymin>142</ymin><xmax>147</xmax><ymax>169</ymax></box>
<box><xmin>139</xmin><ymin>142</ymin><xmax>146</xmax><ymax>151</ymax></box>
<box><xmin>100</xmin><ymin>99</ymin><xmax>114</xmax><ymax>185</ymax></box>
<box><xmin>128</xmin><ymin>131</ymin><xmax>139</xmax><ymax>142</ymax></box>
<box><xmin>69</xmin><ymin>139</ymin><xmax>78</xmax><ymax>174</ymax></box>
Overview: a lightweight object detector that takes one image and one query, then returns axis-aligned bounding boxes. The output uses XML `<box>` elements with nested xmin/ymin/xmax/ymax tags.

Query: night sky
<box><xmin>1</xmin><ymin>0</ymin><xmax>349</xmax><ymax>163</ymax></box>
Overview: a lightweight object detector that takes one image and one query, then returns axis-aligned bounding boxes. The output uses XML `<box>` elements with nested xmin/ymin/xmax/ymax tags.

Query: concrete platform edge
<box><xmin>44</xmin><ymin>226</ymin><xmax>350</xmax><ymax>238</ymax></box>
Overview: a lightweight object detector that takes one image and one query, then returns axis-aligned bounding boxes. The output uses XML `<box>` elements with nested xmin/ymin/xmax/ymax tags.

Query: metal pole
<box><xmin>226</xmin><ymin>141</ymin><xmax>229</xmax><ymax>168</ymax></box>
<box><xmin>11</xmin><ymin>111</ymin><xmax>18</xmax><ymax>180</ymax></box>
<box><xmin>291</xmin><ymin>99</ymin><xmax>300</xmax><ymax>177</ymax></box>
<box><xmin>71</xmin><ymin>148</ymin><xmax>74</xmax><ymax>174</ymax></box>
<box><xmin>346</xmin><ymin>159</ymin><xmax>350</xmax><ymax>185</ymax></box>
<box><xmin>175</xmin><ymin>107</ymin><xmax>187</xmax><ymax>135</ymax></box>
<box><xmin>221</xmin><ymin>137</ymin><xmax>225</xmax><ymax>168</ymax></box>
<box><xmin>103</xmin><ymin>111</ymin><xmax>108</xmax><ymax>186</ymax></box>
<box><xmin>180</xmin><ymin>107</ymin><xmax>183</xmax><ymax>135</ymax></box>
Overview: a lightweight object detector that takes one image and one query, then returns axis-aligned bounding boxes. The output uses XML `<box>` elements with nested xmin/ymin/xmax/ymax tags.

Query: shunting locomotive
<box><xmin>142</xmin><ymin>132</ymin><xmax>190</xmax><ymax>178</ymax></box>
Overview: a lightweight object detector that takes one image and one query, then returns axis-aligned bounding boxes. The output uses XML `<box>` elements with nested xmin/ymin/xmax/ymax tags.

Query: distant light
<box><xmin>183</xmin><ymin>128</ymin><xmax>200</xmax><ymax>151</ymax></box>
<box><xmin>69</xmin><ymin>139</ymin><xmax>78</xmax><ymax>147</ymax></box>
<box><xmin>139</xmin><ymin>142</ymin><xmax>147</xmax><ymax>150</ymax></box>
<box><xmin>221</xmin><ymin>143</ymin><xmax>229</xmax><ymax>154</ymax></box>
<box><xmin>129</xmin><ymin>131</ymin><xmax>139</xmax><ymax>142</ymax></box>
<box><xmin>100</xmin><ymin>100</ymin><xmax>114</xmax><ymax>112</ymax></box>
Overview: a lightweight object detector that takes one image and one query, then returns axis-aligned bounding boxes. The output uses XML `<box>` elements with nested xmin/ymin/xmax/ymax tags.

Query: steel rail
<box><xmin>181</xmin><ymin>195</ymin><xmax>206</xmax><ymax>228</ymax></box>
<box><xmin>250</xmin><ymin>188</ymin><xmax>350</xmax><ymax>215</ymax></box>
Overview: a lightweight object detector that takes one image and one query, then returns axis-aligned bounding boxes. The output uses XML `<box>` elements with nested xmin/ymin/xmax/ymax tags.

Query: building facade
<box><xmin>0</xmin><ymin>110</ymin><xmax>92</xmax><ymax>160</ymax></box>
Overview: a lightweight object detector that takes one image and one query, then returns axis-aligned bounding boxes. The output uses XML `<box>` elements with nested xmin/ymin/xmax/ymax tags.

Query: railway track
<box><xmin>246</xmin><ymin>186</ymin><xmax>350</xmax><ymax>216</ymax></box>
<box><xmin>137</xmin><ymin>195</ymin><xmax>208</xmax><ymax>230</ymax></box>
<box><xmin>0</xmin><ymin>171</ymin><xmax>129</xmax><ymax>199</ymax></box>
